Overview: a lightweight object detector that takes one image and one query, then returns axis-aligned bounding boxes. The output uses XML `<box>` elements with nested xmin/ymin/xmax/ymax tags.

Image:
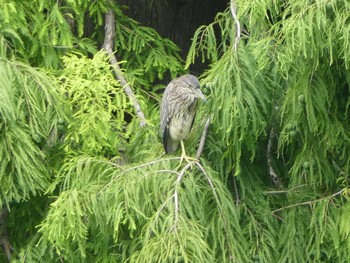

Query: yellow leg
<box><xmin>179</xmin><ymin>140</ymin><xmax>197</xmax><ymax>164</ymax></box>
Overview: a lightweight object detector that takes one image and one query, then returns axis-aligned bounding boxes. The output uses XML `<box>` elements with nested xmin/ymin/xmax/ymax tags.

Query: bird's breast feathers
<box><xmin>169</xmin><ymin>108</ymin><xmax>196</xmax><ymax>140</ymax></box>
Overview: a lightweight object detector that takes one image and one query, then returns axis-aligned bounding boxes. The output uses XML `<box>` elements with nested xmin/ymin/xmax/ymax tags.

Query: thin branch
<box><xmin>196</xmin><ymin>117</ymin><xmax>210</xmax><ymax>159</ymax></box>
<box><xmin>102</xmin><ymin>10</ymin><xmax>147</xmax><ymax>127</ymax></box>
<box><xmin>195</xmin><ymin>163</ymin><xmax>216</xmax><ymax>195</ymax></box>
<box><xmin>115</xmin><ymin>157</ymin><xmax>182</xmax><ymax>171</ymax></box>
<box><xmin>230</xmin><ymin>0</ymin><xmax>241</xmax><ymax>51</ymax></box>
<box><xmin>272</xmin><ymin>188</ymin><xmax>347</xmax><ymax>214</ymax></box>
<box><xmin>267</xmin><ymin>127</ymin><xmax>281</xmax><ymax>186</ymax></box>
<box><xmin>154</xmin><ymin>193</ymin><xmax>177</xmax><ymax>225</ymax></box>
<box><xmin>263</xmin><ymin>184</ymin><xmax>308</xmax><ymax>195</ymax></box>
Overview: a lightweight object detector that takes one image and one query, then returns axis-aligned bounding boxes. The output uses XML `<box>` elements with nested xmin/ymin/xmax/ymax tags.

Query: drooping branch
<box><xmin>0</xmin><ymin>207</ymin><xmax>12</xmax><ymax>262</ymax></box>
<box><xmin>102</xmin><ymin>10</ymin><xmax>147</xmax><ymax>127</ymax></box>
<box><xmin>195</xmin><ymin>162</ymin><xmax>234</xmax><ymax>261</ymax></box>
<box><xmin>230</xmin><ymin>0</ymin><xmax>241</xmax><ymax>51</ymax></box>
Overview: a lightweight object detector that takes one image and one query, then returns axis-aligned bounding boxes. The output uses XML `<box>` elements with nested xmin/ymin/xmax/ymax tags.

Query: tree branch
<box><xmin>102</xmin><ymin>10</ymin><xmax>147</xmax><ymax>127</ymax></box>
<box><xmin>230</xmin><ymin>0</ymin><xmax>241</xmax><ymax>51</ymax></box>
<box><xmin>196</xmin><ymin>117</ymin><xmax>210</xmax><ymax>159</ymax></box>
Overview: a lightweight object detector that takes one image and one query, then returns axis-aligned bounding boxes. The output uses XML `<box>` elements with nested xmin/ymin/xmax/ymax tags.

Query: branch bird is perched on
<box><xmin>160</xmin><ymin>74</ymin><xmax>206</xmax><ymax>162</ymax></box>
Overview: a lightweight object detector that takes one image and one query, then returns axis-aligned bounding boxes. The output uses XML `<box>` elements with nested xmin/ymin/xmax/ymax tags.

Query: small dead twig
<box><xmin>102</xmin><ymin>10</ymin><xmax>147</xmax><ymax>127</ymax></box>
<box><xmin>272</xmin><ymin>188</ymin><xmax>347</xmax><ymax>214</ymax></box>
<box><xmin>0</xmin><ymin>206</ymin><xmax>12</xmax><ymax>262</ymax></box>
<box><xmin>263</xmin><ymin>184</ymin><xmax>308</xmax><ymax>195</ymax></box>
<box><xmin>230</xmin><ymin>0</ymin><xmax>241</xmax><ymax>51</ymax></box>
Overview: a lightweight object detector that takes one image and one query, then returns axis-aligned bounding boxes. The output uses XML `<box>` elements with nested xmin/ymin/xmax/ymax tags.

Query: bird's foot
<box><xmin>178</xmin><ymin>153</ymin><xmax>198</xmax><ymax>169</ymax></box>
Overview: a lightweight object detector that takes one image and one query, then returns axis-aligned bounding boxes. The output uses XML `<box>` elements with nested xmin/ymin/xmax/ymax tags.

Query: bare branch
<box><xmin>196</xmin><ymin>117</ymin><xmax>211</xmax><ymax>159</ymax></box>
<box><xmin>230</xmin><ymin>0</ymin><xmax>241</xmax><ymax>51</ymax></box>
<box><xmin>102</xmin><ymin>10</ymin><xmax>147</xmax><ymax>127</ymax></box>
<box><xmin>272</xmin><ymin>188</ymin><xmax>347</xmax><ymax>214</ymax></box>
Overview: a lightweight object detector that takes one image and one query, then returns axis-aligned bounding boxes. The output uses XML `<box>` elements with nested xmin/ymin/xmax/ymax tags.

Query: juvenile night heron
<box><xmin>160</xmin><ymin>74</ymin><xmax>206</xmax><ymax>162</ymax></box>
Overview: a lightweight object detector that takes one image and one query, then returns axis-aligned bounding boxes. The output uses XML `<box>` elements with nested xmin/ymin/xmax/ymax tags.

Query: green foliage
<box><xmin>0</xmin><ymin>0</ymin><xmax>99</xmax><ymax>67</ymax></box>
<box><xmin>58</xmin><ymin>51</ymin><xmax>132</xmax><ymax>156</ymax></box>
<box><xmin>29</xmin><ymin>156</ymin><xmax>249</xmax><ymax>262</ymax></box>
<box><xmin>0</xmin><ymin>57</ymin><xmax>61</xmax><ymax>207</ymax></box>
<box><xmin>186</xmin><ymin>0</ymin><xmax>350</xmax><ymax>261</ymax></box>
<box><xmin>201</xmin><ymin>47</ymin><xmax>275</xmax><ymax>176</ymax></box>
<box><xmin>2</xmin><ymin>0</ymin><xmax>350</xmax><ymax>262</ymax></box>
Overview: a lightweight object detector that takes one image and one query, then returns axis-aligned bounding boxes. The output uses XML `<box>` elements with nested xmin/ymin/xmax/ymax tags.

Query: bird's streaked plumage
<box><xmin>160</xmin><ymin>74</ymin><xmax>206</xmax><ymax>155</ymax></box>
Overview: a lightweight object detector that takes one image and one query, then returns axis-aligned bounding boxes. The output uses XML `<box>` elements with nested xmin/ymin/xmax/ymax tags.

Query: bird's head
<box><xmin>181</xmin><ymin>74</ymin><xmax>207</xmax><ymax>102</ymax></box>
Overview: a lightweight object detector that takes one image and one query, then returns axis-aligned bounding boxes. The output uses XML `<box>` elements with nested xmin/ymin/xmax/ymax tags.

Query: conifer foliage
<box><xmin>1</xmin><ymin>0</ymin><xmax>350</xmax><ymax>262</ymax></box>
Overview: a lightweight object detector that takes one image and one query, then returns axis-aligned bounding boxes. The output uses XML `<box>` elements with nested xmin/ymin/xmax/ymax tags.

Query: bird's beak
<box><xmin>196</xmin><ymin>89</ymin><xmax>207</xmax><ymax>103</ymax></box>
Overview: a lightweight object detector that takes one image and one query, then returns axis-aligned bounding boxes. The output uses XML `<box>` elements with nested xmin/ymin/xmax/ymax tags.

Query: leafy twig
<box><xmin>102</xmin><ymin>10</ymin><xmax>147</xmax><ymax>127</ymax></box>
<box><xmin>230</xmin><ymin>0</ymin><xmax>241</xmax><ymax>51</ymax></box>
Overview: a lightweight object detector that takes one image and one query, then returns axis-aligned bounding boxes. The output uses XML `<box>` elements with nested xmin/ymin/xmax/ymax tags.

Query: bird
<box><xmin>160</xmin><ymin>74</ymin><xmax>206</xmax><ymax>162</ymax></box>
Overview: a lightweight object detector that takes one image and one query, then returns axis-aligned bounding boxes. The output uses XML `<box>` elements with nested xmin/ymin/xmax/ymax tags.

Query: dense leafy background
<box><xmin>0</xmin><ymin>0</ymin><xmax>350</xmax><ymax>262</ymax></box>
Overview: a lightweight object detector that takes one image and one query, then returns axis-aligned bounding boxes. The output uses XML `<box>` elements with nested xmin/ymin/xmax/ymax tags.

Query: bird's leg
<box><xmin>179</xmin><ymin>140</ymin><xmax>197</xmax><ymax>165</ymax></box>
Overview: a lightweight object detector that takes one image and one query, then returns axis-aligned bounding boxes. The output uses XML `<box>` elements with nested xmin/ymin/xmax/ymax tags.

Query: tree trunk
<box><xmin>118</xmin><ymin>0</ymin><xmax>228</xmax><ymax>73</ymax></box>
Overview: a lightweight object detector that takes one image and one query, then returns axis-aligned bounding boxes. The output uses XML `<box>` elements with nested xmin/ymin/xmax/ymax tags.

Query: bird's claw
<box><xmin>180</xmin><ymin>154</ymin><xmax>197</xmax><ymax>164</ymax></box>
<box><xmin>178</xmin><ymin>153</ymin><xmax>197</xmax><ymax>169</ymax></box>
